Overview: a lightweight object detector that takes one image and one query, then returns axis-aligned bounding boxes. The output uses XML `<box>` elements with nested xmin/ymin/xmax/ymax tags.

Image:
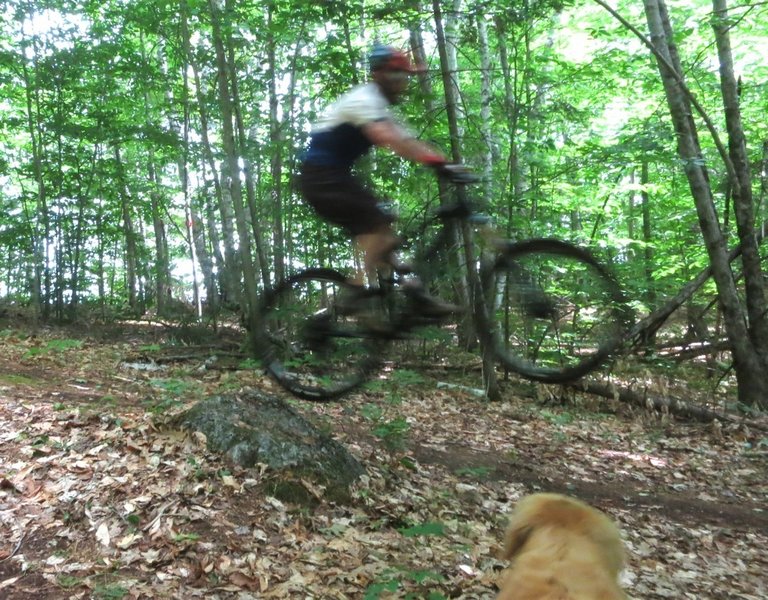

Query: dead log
<box><xmin>568</xmin><ymin>379</ymin><xmax>741</xmax><ymax>425</ymax></box>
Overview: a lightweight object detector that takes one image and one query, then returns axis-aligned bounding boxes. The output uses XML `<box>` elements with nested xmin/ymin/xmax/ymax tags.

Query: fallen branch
<box><xmin>0</xmin><ymin>531</ymin><xmax>26</xmax><ymax>563</ymax></box>
<box><xmin>628</xmin><ymin>222</ymin><xmax>768</xmax><ymax>350</ymax></box>
<box><xmin>567</xmin><ymin>379</ymin><xmax>768</xmax><ymax>430</ymax></box>
<box><xmin>654</xmin><ymin>339</ymin><xmax>731</xmax><ymax>362</ymax></box>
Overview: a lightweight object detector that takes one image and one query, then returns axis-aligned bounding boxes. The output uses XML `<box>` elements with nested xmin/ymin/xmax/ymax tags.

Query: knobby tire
<box><xmin>485</xmin><ymin>239</ymin><xmax>630</xmax><ymax>383</ymax></box>
<box><xmin>253</xmin><ymin>268</ymin><xmax>383</xmax><ymax>401</ymax></box>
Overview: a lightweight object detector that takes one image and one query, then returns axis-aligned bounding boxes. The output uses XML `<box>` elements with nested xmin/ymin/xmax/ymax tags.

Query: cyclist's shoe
<box><xmin>405</xmin><ymin>287</ymin><xmax>462</xmax><ymax>319</ymax></box>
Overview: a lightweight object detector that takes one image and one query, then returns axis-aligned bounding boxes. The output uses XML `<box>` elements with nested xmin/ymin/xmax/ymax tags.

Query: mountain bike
<box><xmin>252</xmin><ymin>167</ymin><xmax>631</xmax><ymax>401</ymax></box>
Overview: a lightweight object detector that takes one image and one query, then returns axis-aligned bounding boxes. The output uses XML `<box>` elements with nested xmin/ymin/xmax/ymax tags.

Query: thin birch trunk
<box><xmin>643</xmin><ymin>0</ymin><xmax>767</xmax><ymax>407</ymax></box>
<box><xmin>711</xmin><ymin>0</ymin><xmax>768</xmax><ymax>353</ymax></box>
<box><xmin>210</xmin><ymin>0</ymin><xmax>260</xmax><ymax>318</ymax></box>
<box><xmin>433</xmin><ymin>0</ymin><xmax>499</xmax><ymax>400</ymax></box>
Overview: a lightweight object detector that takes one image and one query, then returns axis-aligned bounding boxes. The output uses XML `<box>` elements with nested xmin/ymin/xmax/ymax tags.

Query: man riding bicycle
<box><xmin>298</xmin><ymin>43</ymin><xmax>456</xmax><ymax>316</ymax></box>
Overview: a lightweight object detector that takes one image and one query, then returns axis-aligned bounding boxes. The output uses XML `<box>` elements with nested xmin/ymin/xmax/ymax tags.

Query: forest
<box><xmin>1</xmin><ymin>0</ymin><xmax>768</xmax><ymax>401</ymax></box>
<box><xmin>0</xmin><ymin>0</ymin><xmax>767</xmax><ymax>598</ymax></box>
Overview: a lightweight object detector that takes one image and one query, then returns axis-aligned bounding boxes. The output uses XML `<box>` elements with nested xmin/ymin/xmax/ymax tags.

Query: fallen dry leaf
<box><xmin>0</xmin><ymin>329</ymin><xmax>764</xmax><ymax>600</ymax></box>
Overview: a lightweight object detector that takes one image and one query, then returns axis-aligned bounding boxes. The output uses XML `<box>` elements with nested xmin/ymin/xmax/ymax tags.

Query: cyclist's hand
<box><xmin>434</xmin><ymin>163</ymin><xmax>480</xmax><ymax>184</ymax></box>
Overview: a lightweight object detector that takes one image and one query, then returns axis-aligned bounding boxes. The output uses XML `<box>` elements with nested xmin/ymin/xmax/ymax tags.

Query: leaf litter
<box><xmin>0</xmin><ymin>326</ymin><xmax>766</xmax><ymax>599</ymax></box>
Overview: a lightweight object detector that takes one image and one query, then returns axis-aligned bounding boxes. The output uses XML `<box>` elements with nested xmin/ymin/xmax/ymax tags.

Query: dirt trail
<box><xmin>0</xmin><ymin>322</ymin><xmax>766</xmax><ymax>598</ymax></box>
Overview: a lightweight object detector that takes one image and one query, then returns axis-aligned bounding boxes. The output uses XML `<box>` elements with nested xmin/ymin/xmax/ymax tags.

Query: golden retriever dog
<box><xmin>497</xmin><ymin>493</ymin><xmax>628</xmax><ymax>600</ymax></box>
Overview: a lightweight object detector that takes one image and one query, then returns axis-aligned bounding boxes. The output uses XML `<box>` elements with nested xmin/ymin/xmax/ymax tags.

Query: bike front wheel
<box><xmin>485</xmin><ymin>239</ymin><xmax>630</xmax><ymax>383</ymax></box>
<box><xmin>252</xmin><ymin>268</ymin><xmax>384</xmax><ymax>401</ymax></box>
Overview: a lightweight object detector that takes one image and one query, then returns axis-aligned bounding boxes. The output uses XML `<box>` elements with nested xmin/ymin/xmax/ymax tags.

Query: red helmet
<box><xmin>368</xmin><ymin>44</ymin><xmax>425</xmax><ymax>73</ymax></box>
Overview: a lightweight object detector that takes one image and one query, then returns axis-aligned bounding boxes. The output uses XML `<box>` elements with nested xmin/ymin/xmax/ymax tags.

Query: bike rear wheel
<box><xmin>485</xmin><ymin>239</ymin><xmax>630</xmax><ymax>383</ymax></box>
<box><xmin>252</xmin><ymin>268</ymin><xmax>384</xmax><ymax>401</ymax></box>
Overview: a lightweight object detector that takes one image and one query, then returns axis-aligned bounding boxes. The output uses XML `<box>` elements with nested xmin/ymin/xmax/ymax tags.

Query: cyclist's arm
<box><xmin>363</xmin><ymin>119</ymin><xmax>446</xmax><ymax>166</ymax></box>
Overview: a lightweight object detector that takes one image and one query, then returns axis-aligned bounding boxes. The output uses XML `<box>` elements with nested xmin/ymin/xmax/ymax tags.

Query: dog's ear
<box><xmin>501</xmin><ymin>523</ymin><xmax>534</xmax><ymax>560</ymax></box>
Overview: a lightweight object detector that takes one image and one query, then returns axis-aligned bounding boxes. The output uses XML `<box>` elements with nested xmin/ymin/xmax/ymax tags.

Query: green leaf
<box><xmin>364</xmin><ymin>579</ymin><xmax>399</xmax><ymax>599</ymax></box>
<box><xmin>398</xmin><ymin>522</ymin><xmax>446</xmax><ymax>537</ymax></box>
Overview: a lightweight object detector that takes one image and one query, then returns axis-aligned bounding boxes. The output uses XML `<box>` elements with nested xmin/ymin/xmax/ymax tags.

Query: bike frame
<box><xmin>390</xmin><ymin>193</ymin><xmax>495</xmax><ymax>288</ymax></box>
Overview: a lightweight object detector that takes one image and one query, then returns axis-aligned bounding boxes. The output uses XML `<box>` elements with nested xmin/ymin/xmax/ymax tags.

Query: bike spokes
<box><xmin>254</xmin><ymin>270</ymin><xmax>383</xmax><ymax>400</ymax></box>
<box><xmin>488</xmin><ymin>240</ymin><xmax>629</xmax><ymax>382</ymax></box>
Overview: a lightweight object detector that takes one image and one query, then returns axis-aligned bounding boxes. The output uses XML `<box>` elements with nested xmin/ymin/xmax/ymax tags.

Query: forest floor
<box><xmin>0</xmin><ymin>317</ymin><xmax>766</xmax><ymax>599</ymax></box>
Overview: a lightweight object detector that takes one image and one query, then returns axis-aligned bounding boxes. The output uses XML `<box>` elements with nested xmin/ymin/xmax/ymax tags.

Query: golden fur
<box><xmin>497</xmin><ymin>493</ymin><xmax>628</xmax><ymax>600</ymax></box>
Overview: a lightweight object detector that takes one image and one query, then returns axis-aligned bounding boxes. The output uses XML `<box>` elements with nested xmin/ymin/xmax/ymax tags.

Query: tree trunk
<box><xmin>68</xmin><ymin>144</ymin><xmax>97</xmax><ymax>318</ymax></box>
<box><xmin>433</xmin><ymin>0</ymin><xmax>499</xmax><ymax>400</ymax></box>
<box><xmin>174</xmin><ymin>3</ymin><xmax>201</xmax><ymax>317</ymax></box>
<box><xmin>114</xmin><ymin>145</ymin><xmax>139</xmax><ymax>313</ymax></box>
<box><xmin>643</xmin><ymin>0</ymin><xmax>768</xmax><ymax>407</ymax></box>
<box><xmin>209</xmin><ymin>0</ymin><xmax>260</xmax><ymax>320</ymax></box>
<box><xmin>134</xmin><ymin>31</ymin><xmax>172</xmax><ymax>315</ymax></box>
<box><xmin>191</xmin><ymin>62</ymin><xmax>238</xmax><ymax>308</ymax></box>
<box><xmin>758</xmin><ymin>141</ymin><xmax>768</xmax><ymax>222</ymax></box>
<box><xmin>640</xmin><ymin>162</ymin><xmax>655</xmax><ymax>307</ymax></box>
<box><xmin>21</xmin><ymin>46</ymin><xmax>47</xmax><ymax>321</ymax></box>
<box><xmin>230</xmin><ymin>15</ymin><xmax>271</xmax><ymax>291</ymax></box>
<box><xmin>711</xmin><ymin>0</ymin><xmax>768</xmax><ymax>352</ymax></box>
<box><xmin>640</xmin><ymin>161</ymin><xmax>657</xmax><ymax>349</ymax></box>
<box><xmin>477</xmin><ymin>14</ymin><xmax>494</xmax><ymax>203</ymax></box>
<box><xmin>267</xmin><ymin>3</ymin><xmax>286</xmax><ymax>288</ymax></box>
<box><xmin>147</xmin><ymin>147</ymin><xmax>171</xmax><ymax>314</ymax></box>
<box><xmin>494</xmin><ymin>16</ymin><xmax>524</xmax><ymax>232</ymax></box>
<box><xmin>431</xmin><ymin>0</ymin><xmax>471</xmax><ymax>317</ymax></box>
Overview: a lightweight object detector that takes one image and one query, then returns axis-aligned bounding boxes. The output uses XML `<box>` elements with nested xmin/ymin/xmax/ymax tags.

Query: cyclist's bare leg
<box><xmin>353</xmin><ymin>226</ymin><xmax>399</xmax><ymax>286</ymax></box>
<box><xmin>357</xmin><ymin>228</ymin><xmax>459</xmax><ymax>317</ymax></box>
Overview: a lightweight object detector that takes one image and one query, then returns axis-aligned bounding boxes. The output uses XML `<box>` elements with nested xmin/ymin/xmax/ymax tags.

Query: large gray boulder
<box><xmin>173</xmin><ymin>389</ymin><xmax>364</xmax><ymax>504</ymax></box>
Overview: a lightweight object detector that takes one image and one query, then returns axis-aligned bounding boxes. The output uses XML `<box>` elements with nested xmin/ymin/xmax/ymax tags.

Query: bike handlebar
<box><xmin>435</xmin><ymin>163</ymin><xmax>481</xmax><ymax>185</ymax></box>
<box><xmin>431</xmin><ymin>164</ymin><xmax>484</xmax><ymax>221</ymax></box>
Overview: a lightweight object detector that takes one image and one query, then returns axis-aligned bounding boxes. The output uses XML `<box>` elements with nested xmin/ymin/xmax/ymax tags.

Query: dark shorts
<box><xmin>299</xmin><ymin>164</ymin><xmax>394</xmax><ymax>236</ymax></box>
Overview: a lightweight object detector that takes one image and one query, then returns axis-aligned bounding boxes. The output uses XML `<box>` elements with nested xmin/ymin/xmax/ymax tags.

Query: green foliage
<box><xmin>24</xmin><ymin>339</ymin><xmax>84</xmax><ymax>358</ymax></box>
<box><xmin>143</xmin><ymin>377</ymin><xmax>197</xmax><ymax>413</ymax></box>
<box><xmin>0</xmin><ymin>373</ymin><xmax>36</xmax><ymax>385</ymax></box>
<box><xmin>238</xmin><ymin>357</ymin><xmax>260</xmax><ymax>370</ymax></box>
<box><xmin>455</xmin><ymin>465</ymin><xmax>493</xmax><ymax>479</ymax></box>
<box><xmin>149</xmin><ymin>378</ymin><xmax>194</xmax><ymax>395</ymax></box>
<box><xmin>364</xmin><ymin>565</ymin><xmax>446</xmax><ymax>600</ymax></box>
<box><xmin>361</xmin><ymin>401</ymin><xmax>411</xmax><ymax>452</ymax></box>
<box><xmin>372</xmin><ymin>416</ymin><xmax>410</xmax><ymax>451</ymax></box>
<box><xmin>56</xmin><ymin>575</ymin><xmax>83</xmax><ymax>589</ymax></box>
<box><xmin>139</xmin><ymin>344</ymin><xmax>162</xmax><ymax>352</ymax></box>
<box><xmin>387</xmin><ymin>369</ymin><xmax>425</xmax><ymax>387</ymax></box>
<box><xmin>92</xmin><ymin>584</ymin><xmax>129</xmax><ymax>600</ymax></box>
<box><xmin>539</xmin><ymin>409</ymin><xmax>575</xmax><ymax>426</ymax></box>
<box><xmin>364</xmin><ymin>579</ymin><xmax>399</xmax><ymax>599</ymax></box>
<box><xmin>398</xmin><ymin>521</ymin><xmax>446</xmax><ymax>538</ymax></box>
<box><xmin>171</xmin><ymin>532</ymin><xmax>200</xmax><ymax>543</ymax></box>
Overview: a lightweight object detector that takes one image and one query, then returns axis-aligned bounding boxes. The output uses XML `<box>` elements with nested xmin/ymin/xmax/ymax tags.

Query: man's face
<box><xmin>374</xmin><ymin>69</ymin><xmax>411</xmax><ymax>103</ymax></box>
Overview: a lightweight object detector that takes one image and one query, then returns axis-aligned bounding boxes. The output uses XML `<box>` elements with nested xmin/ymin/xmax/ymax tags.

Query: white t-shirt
<box><xmin>303</xmin><ymin>82</ymin><xmax>408</xmax><ymax>169</ymax></box>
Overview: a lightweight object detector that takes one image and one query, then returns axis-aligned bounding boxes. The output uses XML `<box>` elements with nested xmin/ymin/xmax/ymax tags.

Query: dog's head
<box><xmin>502</xmin><ymin>493</ymin><xmax>625</xmax><ymax>577</ymax></box>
